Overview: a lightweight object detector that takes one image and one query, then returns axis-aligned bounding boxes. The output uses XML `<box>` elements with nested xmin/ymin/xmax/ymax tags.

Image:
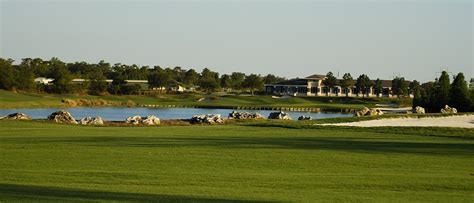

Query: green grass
<box><xmin>0</xmin><ymin>90</ymin><xmax>407</xmax><ymax>110</ymax></box>
<box><xmin>0</xmin><ymin>120</ymin><xmax>473</xmax><ymax>202</ymax></box>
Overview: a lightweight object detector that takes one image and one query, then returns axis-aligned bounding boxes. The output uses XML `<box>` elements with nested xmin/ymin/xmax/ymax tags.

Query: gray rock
<box><xmin>268</xmin><ymin>111</ymin><xmax>292</xmax><ymax>120</ymax></box>
<box><xmin>441</xmin><ymin>105</ymin><xmax>457</xmax><ymax>114</ymax></box>
<box><xmin>298</xmin><ymin>115</ymin><xmax>312</xmax><ymax>120</ymax></box>
<box><xmin>355</xmin><ymin>107</ymin><xmax>383</xmax><ymax>117</ymax></box>
<box><xmin>228</xmin><ymin>111</ymin><xmax>264</xmax><ymax>119</ymax></box>
<box><xmin>48</xmin><ymin>110</ymin><xmax>78</xmax><ymax>124</ymax></box>
<box><xmin>0</xmin><ymin>113</ymin><xmax>32</xmax><ymax>120</ymax></box>
<box><xmin>191</xmin><ymin>114</ymin><xmax>224</xmax><ymax>124</ymax></box>
<box><xmin>412</xmin><ymin>106</ymin><xmax>425</xmax><ymax>114</ymax></box>
<box><xmin>126</xmin><ymin>115</ymin><xmax>160</xmax><ymax>125</ymax></box>
<box><xmin>80</xmin><ymin>116</ymin><xmax>104</xmax><ymax>125</ymax></box>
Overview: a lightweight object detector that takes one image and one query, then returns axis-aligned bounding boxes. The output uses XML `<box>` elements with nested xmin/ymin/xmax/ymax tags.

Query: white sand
<box><xmin>321</xmin><ymin>115</ymin><xmax>474</xmax><ymax>128</ymax></box>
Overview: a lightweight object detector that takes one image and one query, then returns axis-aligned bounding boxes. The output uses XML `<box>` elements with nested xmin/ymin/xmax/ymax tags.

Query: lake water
<box><xmin>0</xmin><ymin>107</ymin><xmax>353</xmax><ymax>121</ymax></box>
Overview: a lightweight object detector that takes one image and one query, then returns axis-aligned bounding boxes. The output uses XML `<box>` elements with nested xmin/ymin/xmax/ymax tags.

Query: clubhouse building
<box><xmin>264</xmin><ymin>74</ymin><xmax>408</xmax><ymax>98</ymax></box>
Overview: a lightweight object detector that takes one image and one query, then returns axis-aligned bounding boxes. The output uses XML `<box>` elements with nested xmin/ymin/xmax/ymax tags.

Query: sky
<box><xmin>1</xmin><ymin>0</ymin><xmax>472</xmax><ymax>82</ymax></box>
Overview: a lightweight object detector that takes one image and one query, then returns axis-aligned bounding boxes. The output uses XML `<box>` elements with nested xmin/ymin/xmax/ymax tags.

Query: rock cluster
<box><xmin>80</xmin><ymin>116</ymin><xmax>104</xmax><ymax>125</ymax></box>
<box><xmin>191</xmin><ymin>114</ymin><xmax>224</xmax><ymax>124</ymax></box>
<box><xmin>48</xmin><ymin>110</ymin><xmax>78</xmax><ymax>124</ymax></box>
<box><xmin>355</xmin><ymin>107</ymin><xmax>384</xmax><ymax>117</ymax></box>
<box><xmin>0</xmin><ymin>113</ymin><xmax>32</xmax><ymax>120</ymax></box>
<box><xmin>268</xmin><ymin>111</ymin><xmax>292</xmax><ymax>120</ymax></box>
<box><xmin>228</xmin><ymin>111</ymin><xmax>264</xmax><ymax>119</ymax></box>
<box><xmin>412</xmin><ymin>106</ymin><xmax>425</xmax><ymax>114</ymax></box>
<box><xmin>441</xmin><ymin>105</ymin><xmax>457</xmax><ymax>114</ymax></box>
<box><xmin>126</xmin><ymin>115</ymin><xmax>161</xmax><ymax>125</ymax></box>
<box><xmin>298</xmin><ymin>115</ymin><xmax>312</xmax><ymax>120</ymax></box>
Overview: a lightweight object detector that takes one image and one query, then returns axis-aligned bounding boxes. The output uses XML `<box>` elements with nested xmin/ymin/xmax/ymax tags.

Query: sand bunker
<box><xmin>322</xmin><ymin>115</ymin><xmax>474</xmax><ymax>128</ymax></box>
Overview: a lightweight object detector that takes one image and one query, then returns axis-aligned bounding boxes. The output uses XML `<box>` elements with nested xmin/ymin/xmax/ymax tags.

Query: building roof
<box><xmin>272</xmin><ymin>78</ymin><xmax>308</xmax><ymax>86</ymax></box>
<box><xmin>305</xmin><ymin>74</ymin><xmax>326</xmax><ymax>79</ymax></box>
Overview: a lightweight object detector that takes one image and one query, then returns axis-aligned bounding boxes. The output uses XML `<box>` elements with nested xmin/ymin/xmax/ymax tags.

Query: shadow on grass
<box><xmin>8</xmin><ymin>136</ymin><xmax>474</xmax><ymax>155</ymax></box>
<box><xmin>0</xmin><ymin>183</ymin><xmax>267</xmax><ymax>202</ymax></box>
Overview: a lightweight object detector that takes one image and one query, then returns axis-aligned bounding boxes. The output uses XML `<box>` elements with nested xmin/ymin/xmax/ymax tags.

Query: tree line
<box><xmin>323</xmin><ymin>71</ymin><xmax>473</xmax><ymax>112</ymax></box>
<box><xmin>412</xmin><ymin>71</ymin><xmax>473</xmax><ymax>112</ymax></box>
<box><xmin>0</xmin><ymin>57</ymin><xmax>285</xmax><ymax>95</ymax></box>
<box><xmin>322</xmin><ymin>72</ymin><xmax>411</xmax><ymax>98</ymax></box>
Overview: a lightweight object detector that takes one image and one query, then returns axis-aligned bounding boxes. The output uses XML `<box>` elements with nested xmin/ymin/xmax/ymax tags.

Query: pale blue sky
<box><xmin>1</xmin><ymin>0</ymin><xmax>472</xmax><ymax>82</ymax></box>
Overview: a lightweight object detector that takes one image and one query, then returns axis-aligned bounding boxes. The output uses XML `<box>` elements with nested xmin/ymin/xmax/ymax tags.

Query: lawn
<box><xmin>0</xmin><ymin>120</ymin><xmax>473</xmax><ymax>202</ymax></box>
<box><xmin>0</xmin><ymin>90</ymin><xmax>408</xmax><ymax>110</ymax></box>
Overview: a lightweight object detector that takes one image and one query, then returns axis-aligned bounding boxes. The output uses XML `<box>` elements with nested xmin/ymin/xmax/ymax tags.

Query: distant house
<box><xmin>264</xmin><ymin>74</ymin><xmax>410</xmax><ymax>98</ymax></box>
<box><xmin>34</xmin><ymin>77</ymin><xmax>54</xmax><ymax>85</ymax></box>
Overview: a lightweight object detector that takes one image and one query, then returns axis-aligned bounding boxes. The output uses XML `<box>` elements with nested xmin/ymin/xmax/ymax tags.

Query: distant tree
<box><xmin>88</xmin><ymin>71</ymin><xmax>108</xmax><ymax>95</ymax></box>
<box><xmin>373</xmin><ymin>78</ymin><xmax>383</xmax><ymax>98</ymax></box>
<box><xmin>420</xmin><ymin>82</ymin><xmax>436</xmax><ymax>112</ymax></box>
<box><xmin>449</xmin><ymin>72</ymin><xmax>471</xmax><ymax>112</ymax></box>
<box><xmin>323</xmin><ymin>72</ymin><xmax>338</xmax><ymax>96</ymax></box>
<box><xmin>340</xmin><ymin>73</ymin><xmax>354</xmax><ymax>97</ymax></box>
<box><xmin>355</xmin><ymin>74</ymin><xmax>371</xmax><ymax>98</ymax></box>
<box><xmin>220</xmin><ymin>74</ymin><xmax>232</xmax><ymax>91</ymax></box>
<box><xmin>0</xmin><ymin>58</ymin><xmax>16</xmax><ymax>90</ymax></box>
<box><xmin>108</xmin><ymin>73</ymin><xmax>127</xmax><ymax>95</ymax></box>
<box><xmin>410</xmin><ymin>80</ymin><xmax>422</xmax><ymax>108</ymax></box>
<box><xmin>243</xmin><ymin>74</ymin><xmax>263</xmax><ymax>95</ymax></box>
<box><xmin>183</xmin><ymin>69</ymin><xmax>199</xmax><ymax>87</ymax></box>
<box><xmin>199</xmin><ymin>68</ymin><xmax>220</xmax><ymax>92</ymax></box>
<box><xmin>263</xmin><ymin>74</ymin><xmax>285</xmax><ymax>84</ymax></box>
<box><xmin>148</xmin><ymin>71</ymin><xmax>171</xmax><ymax>93</ymax></box>
<box><xmin>436</xmin><ymin>71</ymin><xmax>451</xmax><ymax>109</ymax></box>
<box><xmin>230</xmin><ymin>72</ymin><xmax>246</xmax><ymax>91</ymax></box>
<box><xmin>391</xmin><ymin>77</ymin><xmax>408</xmax><ymax>98</ymax></box>
<box><xmin>49</xmin><ymin>57</ymin><xmax>73</xmax><ymax>94</ymax></box>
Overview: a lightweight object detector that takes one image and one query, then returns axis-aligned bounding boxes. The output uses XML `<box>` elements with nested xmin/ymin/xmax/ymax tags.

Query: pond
<box><xmin>0</xmin><ymin>107</ymin><xmax>353</xmax><ymax>121</ymax></box>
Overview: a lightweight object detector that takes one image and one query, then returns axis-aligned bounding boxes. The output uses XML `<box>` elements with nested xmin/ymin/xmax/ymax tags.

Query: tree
<box><xmin>88</xmin><ymin>71</ymin><xmax>108</xmax><ymax>95</ymax></box>
<box><xmin>49</xmin><ymin>57</ymin><xmax>73</xmax><ymax>93</ymax></box>
<box><xmin>340</xmin><ymin>73</ymin><xmax>354</xmax><ymax>97</ymax></box>
<box><xmin>108</xmin><ymin>73</ymin><xmax>127</xmax><ymax>95</ymax></box>
<box><xmin>391</xmin><ymin>77</ymin><xmax>408</xmax><ymax>98</ymax></box>
<box><xmin>263</xmin><ymin>74</ymin><xmax>285</xmax><ymax>84</ymax></box>
<box><xmin>355</xmin><ymin>74</ymin><xmax>371</xmax><ymax>98</ymax></box>
<box><xmin>0</xmin><ymin>58</ymin><xmax>16</xmax><ymax>90</ymax></box>
<box><xmin>220</xmin><ymin>74</ymin><xmax>232</xmax><ymax>91</ymax></box>
<box><xmin>436</xmin><ymin>71</ymin><xmax>451</xmax><ymax>109</ymax></box>
<box><xmin>230</xmin><ymin>72</ymin><xmax>246</xmax><ymax>91</ymax></box>
<box><xmin>199</xmin><ymin>68</ymin><xmax>220</xmax><ymax>92</ymax></box>
<box><xmin>148</xmin><ymin>71</ymin><xmax>171</xmax><ymax>93</ymax></box>
<box><xmin>322</xmin><ymin>72</ymin><xmax>338</xmax><ymax>96</ymax></box>
<box><xmin>410</xmin><ymin>80</ymin><xmax>422</xmax><ymax>108</ymax></box>
<box><xmin>183</xmin><ymin>69</ymin><xmax>199</xmax><ymax>87</ymax></box>
<box><xmin>449</xmin><ymin>72</ymin><xmax>471</xmax><ymax>112</ymax></box>
<box><xmin>243</xmin><ymin>74</ymin><xmax>263</xmax><ymax>95</ymax></box>
<box><xmin>373</xmin><ymin>78</ymin><xmax>383</xmax><ymax>97</ymax></box>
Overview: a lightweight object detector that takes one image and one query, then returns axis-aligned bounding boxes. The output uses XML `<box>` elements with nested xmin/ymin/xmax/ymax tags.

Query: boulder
<box><xmin>191</xmin><ymin>114</ymin><xmax>224</xmax><ymax>124</ymax></box>
<box><xmin>142</xmin><ymin>115</ymin><xmax>161</xmax><ymax>125</ymax></box>
<box><xmin>412</xmin><ymin>106</ymin><xmax>425</xmax><ymax>114</ymax></box>
<box><xmin>441</xmin><ymin>105</ymin><xmax>457</xmax><ymax>114</ymax></box>
<box><xmin>355</xmin><ymin>107</ymin><xmax>383</xmax><ymax>117</ymax></box>
<box><xmin>80</xmin><ymin>116</ymin><xmax>104</xmax><ymax>125</ymax></box>
<box><xmin>355</xmin><ymin>107</ymin><xmax>370</xmax><ymax>117</ymax></box>
<box><xmin>0</xmin><ymin>113</ymin><xmax>32</xmax><ymax>120</ymax></box>
<box><xmin>268</xmin><ymin>111</ymin><xmax>292</xmax><ymax>120</ymax></box>
<box><xmin>48</xmin><ymin>110</ymin><xmax>78</xmax><ymax>124</ymax></box>
<box><xmin>126</xmin><ymin>115</ymin><xmax>160</xmax><ymax>125</ymax></box>
<box><xmin>298</xmin><ymin>115</ymin><xmax>312</xmax><ymax>120</ymax></box>
<box><xmin>368</xmin><ymin>108</ymin><xmax>384</xmax><ymax>116</ymax></box>
<box><xmin>228</xmin><ymin>111</ymin><xmax>264</xmax><ymax>119</ymax></box>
